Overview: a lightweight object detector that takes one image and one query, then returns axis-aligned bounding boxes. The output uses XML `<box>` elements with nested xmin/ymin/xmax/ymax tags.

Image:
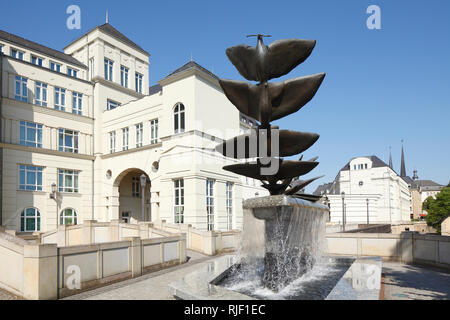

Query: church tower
<box><xmin>400</xmin><ymin>141</ymin><xmax>406</xmax><ymax>177</ymax></box>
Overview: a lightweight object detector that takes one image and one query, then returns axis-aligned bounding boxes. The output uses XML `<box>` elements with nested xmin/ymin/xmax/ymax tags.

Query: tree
<box><xmin>424</xmin><ymin>187</ymin><xmax>450</xmax><ymax>233</ymax></box>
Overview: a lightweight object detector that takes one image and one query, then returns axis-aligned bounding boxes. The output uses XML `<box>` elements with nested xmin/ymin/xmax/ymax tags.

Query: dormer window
<box><xmin>50</xmin><ymin>61</ymin><xmax>61</xmax><ymax>72</ymax></box>
<box><xmin>11</xmin><ymin>48</ymin><xmax>24</xmax><ymax>60</ymax></box>
<box><xmin>31</xmin><ymin>55</ymin><xmax>43</xmax><ymax>66</ymax></box>
<box><xmin>67</xmin><ymin>67</ymin><xmax>78</xmax><ymax>78</ymax></box>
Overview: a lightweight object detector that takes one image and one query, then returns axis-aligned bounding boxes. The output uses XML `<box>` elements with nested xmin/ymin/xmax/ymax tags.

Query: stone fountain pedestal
<box><xmin>243</xmin><ymin>195</ymin><xmax>329</xmax><ymax>291</ymax></box>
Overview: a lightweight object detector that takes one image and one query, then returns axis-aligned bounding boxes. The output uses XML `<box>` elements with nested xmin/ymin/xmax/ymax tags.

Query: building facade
<box><xmin>315</xmin><ymin>156</ymin><xmax>411</xmax><ymax>225</ymax></box>
<box><xmin>0</xmin><ymin>24</ymin><xmax>265</xmax><ymax>234</ymax></box>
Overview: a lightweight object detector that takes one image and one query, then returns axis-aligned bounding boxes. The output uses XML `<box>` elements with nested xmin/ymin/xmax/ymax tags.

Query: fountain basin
<box><xmin>169</xmin><ymin>255</ymin><xmax>382</xmax><ymax>300</ymax></box>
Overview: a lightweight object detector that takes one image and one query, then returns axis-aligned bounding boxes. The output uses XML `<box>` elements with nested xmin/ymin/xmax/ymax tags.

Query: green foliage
<box><xmin>424</xmin><ymin>187</ymin><xmax>450</xmax><ymax>233</ymax></box>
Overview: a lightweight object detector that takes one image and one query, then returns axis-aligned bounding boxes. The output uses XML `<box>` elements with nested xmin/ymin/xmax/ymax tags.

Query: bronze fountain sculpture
<box><xmin>216</xmin><ymin>34</ymin><xmax>325</xmax><ymax>200</ymax></box>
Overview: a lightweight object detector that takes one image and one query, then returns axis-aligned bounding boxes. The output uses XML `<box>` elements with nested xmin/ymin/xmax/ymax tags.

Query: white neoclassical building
<box><xmin>314</xmin><ymin>156</ymin><xmax>411</xmax><ymax>225</ymax></box>
<box><xmin>0</xmin><ymin>23</ymin><xmax>265</xmax><ymax>234</ymax></box>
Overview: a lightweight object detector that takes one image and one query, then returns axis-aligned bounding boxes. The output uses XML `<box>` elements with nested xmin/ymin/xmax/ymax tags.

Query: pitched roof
<box><xmin>149</xmin><ymin>84</ymin><xmax>162</xmax><ymax>95</ymax></box>
<box><xmin>65</xmin><ymin>23</ymin><xmax>150</xmax><ymax>56</ymax></box>
<box><xmin>340</xmin><ymin>156</ymin><xmax>390</xmax><ymax>171</ymax></box>
<box><xmin>0</xmin><ymin>29</ymin><xmax>86</xmax><ymax>68</ymax></box>
<box><xmin>166</xmin><ymin>61</ymin><xmax>219</xmax><ymax>80</ymax></box>
<box><xmin>313</xmin><ymin>183</ymin><xmax>333</xmax><ymax>196</ymax></box>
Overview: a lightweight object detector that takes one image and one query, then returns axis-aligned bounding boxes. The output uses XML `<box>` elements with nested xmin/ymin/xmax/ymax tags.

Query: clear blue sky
<box><xmin>1</xmin><ymin>0</ymin><xmax>449</xmax><ymax>191</ymax></box>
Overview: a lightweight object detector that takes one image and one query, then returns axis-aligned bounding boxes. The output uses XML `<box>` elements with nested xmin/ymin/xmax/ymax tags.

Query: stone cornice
<box><xmin>92</xmin><ymin>76</ymin><xmax>146</xmax><ymax>98</ymax></box>
<box><xmin>100</xmin><ymin>142</ymin><xmax>162</xmax><ymax>159</ymax></box>
<box><xmin>0</xmin><ymin>143</ymin><xmax>95</xmax><ymax>160</ymax></box>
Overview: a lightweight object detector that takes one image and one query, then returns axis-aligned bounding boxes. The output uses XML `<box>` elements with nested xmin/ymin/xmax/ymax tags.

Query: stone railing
<box><xmin>152</xmin><ymin>220</ymin><xmax>241</xmax><ymax>255</ymax></box>
<box><xmin>39</xmin><ymin>220</ymin><xmax>171</xmax><ymax>247</ymax></box>
<box><xmin>326</xmin><ymin>232</ymin><xmax>450</xmax><ymax>269</ymax></box>
<box><xmin>0</xmin><ymin>225</ymin><xmax>186</xmax><ymax>300</ymax></box>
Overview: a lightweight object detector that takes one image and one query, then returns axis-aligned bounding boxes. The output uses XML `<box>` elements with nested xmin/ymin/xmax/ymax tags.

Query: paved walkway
<box><xmin>64</xmin><ymin>250</ymin><xmax>217</xmax><ymax>300</ymax></box>
<box><xmin>383</xmin><ymin>262</ymin><xmax>450</xmax><ymax>300</ymax></box>
<box><xmin>0</xmin><ymin>288</ymin><xmax>22</xmax><ymax>300</ymax></box>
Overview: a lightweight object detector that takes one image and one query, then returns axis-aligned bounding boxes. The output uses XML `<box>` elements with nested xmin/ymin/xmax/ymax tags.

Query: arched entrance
<box><xmin>113</xmin><ymin>168</ymin><xmax>151</xmax><ymax>223</ymax></box>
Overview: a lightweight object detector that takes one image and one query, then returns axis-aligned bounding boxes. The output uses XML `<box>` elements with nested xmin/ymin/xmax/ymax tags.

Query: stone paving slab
<box><xmin>0</xmin><ymin>288</ymin><xmax>22</xmax><ymax>300</ymax></box>
<box><xmin>383</xmin><ymin>262</ymin><xmax>450</xmax><ymax>300</ymax></box>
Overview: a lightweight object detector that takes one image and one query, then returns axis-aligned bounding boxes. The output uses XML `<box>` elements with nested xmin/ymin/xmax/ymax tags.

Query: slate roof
<box><xmin>65</xmin><ymin>23</ymin><xmax>150</xmax><ymax>56</ymax></box>
<box><xmin>313</xmin><ymin>182</ymin><xmax>334</xmax><ymax>196</ymax></box>
<box><xmin>0</xmin><ymin>29</ymin><xmax>86</xmax><ymax>68</ymax></box>
<box><xmin>166</xmin><ymin>61</ymin><xmax>219</xmax><ymax>80</ymax></box>
<box><xmin>340</xmin><ymin>156</ymin><xmax>389</xmax><ymax>171</ymax></box>
<box><xmin>149</xmin><ymin>84</ymin><xmax>162</xmax><ymax>95</ymax></box>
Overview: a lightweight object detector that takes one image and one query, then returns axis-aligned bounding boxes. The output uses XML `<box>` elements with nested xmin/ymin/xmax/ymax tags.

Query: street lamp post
<box><xmin>341</xmin><ymin>192</ymin><xmax>346</xmax><ymax>232</ymax></box>
<box><xmin>140</xmin><ymin>174</ymin><xmax>147</xmax><ymax>222</ymax></box>
<box><xmin>366</xmin><ymin>198</ymin><xmax>370</xmax><ymax>226</ymax></box>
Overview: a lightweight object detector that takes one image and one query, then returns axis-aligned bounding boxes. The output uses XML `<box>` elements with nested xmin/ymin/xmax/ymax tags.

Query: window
<box><xmin>58</xmin><ymin>129</ymin><xmax>79</xmax><ymax>153</ymax></box>
<box><xmin>11</xmin><ymin>48</ymin><xmax>24</xmax><ymax>60</ymax></box>
<box><xmin>89</xmin><ymin>58</ymin><xmax>95</xmax><ymax>79</ymax></box>
<box><xmin>150</xmin><ymin>119</ymin><xmax>158</xmax><ymax>144</ymax></box>
<box><xmin>20</xmin><ymin>208</ymin><xmax>40</xmax><ymax>232</ymax></box>
<box><xmin>54</xmin><ymin>87</ymin><xmax>66</xmax><ymax>111</ymax></box>
<box><xmin>136</xmin><ymin>123</ymin><xmax>143</xmax><ymax>148</ymax></box>
<box><xmin>110</xmin><ymin>131</ymin><xmax>116</xmax><ymax>153</ymax></box>
<box><xmin>31</xmin><ymin>56</ymin><xmax>43</xmax><ymax>66</ymax></box>
<box><xmin>19</xmin><ymin>165</ymin><xmax>43</xmax><ymax>191</ymax></box>
<box><xmin>15</xmin><ymin>76</ymin><xmax>28</xmax><ymax>102</ymax></box>
<box><xmin>72</xmin><ymin>92</ymin><xmax>82</xmax><ymax>115</ymax></box>
<box><xmin>0</xmin><ymin>44</ymin><xmax>3</xmax><ymax>53</ymax></box>
<box><xmin>107</xmin><ymin>99</ymin><xmax>120</xmax><ymax>111</ymax></box>
<box><xmin>121</xmin><ymin>66</ymin><xmax>129</xmax><ymax>88</ymax></box>
<box><xmin>35</xmin><ymin>82</ymin><xmax>47</xmax><ymax>107</ymax></box>
<box><xmin>174</xmin><ymin>103</ymin><xmax>185</xmax><ymax>134</ymax></box>
<box><xmin>58</xmin><ymin>169</ymin><xmax>79</xmax><ymax>193</ymax></box>
<box><xmin>20</xmin><ymin>121</ymin><xmax>42</xmax><ymax>148</ymax></box>
<box><xmin>60</xmin><ymin>208</ymin><xmax>77</xmax><ymax>225</ymax></box>
<box><xmin>206</xmin><ymin>179</ymin><xmax>215</xmax><ymax>231</ymax></box>
<box><xmin>50</xmin><ymin>61</ymin><xmax>61</xmax><ymax>72</ymax></box>
<box><xmin>174</xmin><ymin>179</ymin><xmax>184</xmax><ymax>224</ymax></box>
<box><xmin>132</xmin><ymin>177</ymin><xmax>140</xmax><ymax>198</ymax></box>
<box><xmin>67</xmin><ymin>67</ymin><xmax>78</xmax><ymax>78</ymax></box>
<box><xmin>122</xmin><ymin>127</ymin><xmax>129</xmax><ymax>151</ymax></box>
<box><xmin>104</xmin><ymin>58</ymin><xmax>113</xmax><ymax>81</ymax></box>
<box><xmin>365</xmin><ymin>164</ymin><xmax>368</xmax><ymax>169</ymax></box>
<box><xmin>135</xmin><ymin>73</ymin><xmax>143</xmax><ymax>93</ymax></box>
<box><xmin>226</xmin><ymin>182</ymin><xmax>233</xmax><ymax>230</ymax></box>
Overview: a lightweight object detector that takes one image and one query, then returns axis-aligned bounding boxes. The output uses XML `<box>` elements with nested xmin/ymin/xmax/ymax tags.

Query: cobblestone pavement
<box><xmin>383</xmin><ymin>262</ymin><xmax>450</xmax><ymax>300</ymax></box>
<box><xmin>63</xmin><ymin>250</ymin><xmax>218</xmax><ymax>300</ymax></box>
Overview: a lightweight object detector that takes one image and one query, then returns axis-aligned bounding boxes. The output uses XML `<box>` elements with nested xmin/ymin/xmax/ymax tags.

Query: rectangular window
<box><xmin>226</xmin><ymin>182</ymin><xmax>233</xmax><ymax>230</ymax></box>
<box><xmin>110</xmin><ymin>131</ymin><xmax>116</xmax><ymax>153</ymax></box>
<box><xmin>35</xmin><ymin>82</ymin><xmax>47</xmax><ymax>107</ymax></box>
<box><xmin>58</xmin><ymin>128</ymin><xmax>79</xmax><ymax>153</ymax></box>
<box><xmin>89</xmin><ymin>58</ymin><xmax>95</xmax><ymax>79</ymax></box>
<box><xmin>50</xmin><ymin>61</ymin><xmax>61</xmax><ymax>72</ymax></box>
<box><xmin>58</xmin><ymin>169</ymin><xmax>79</xmax><ymax>193</ymax></box>
<box><xmin>136</xmin><ymin>123</ymin><xmax>143</xmax><ymax>148</ymax></box>
<box><xmin>11</xmin><ymin>48</ymin><xmax>24</xmax><ymax>60</ymax></box>
<box><xmin>132</xmin><ymin>177</ymin><xmax>140</xmax><ymax>198</ymax></box>
<box><xmin>54</xmin><ymin>87</ymin><xmax>66</xmax><ymax>111</ymax></box>
<box><xmin>19</xmin><ymin>165</ymin><xmax>43</xmax><ymax>191</ymax></box>
<box><xmin>206</xmin><ymin>179</ymin><xmax>215</xmax><ymax>231</ymax></box>
<box><xmin>72</xmin><ymin>92</ymin><xmax>82</xmax><ymax>115</ymax></box>
<box><xmin>365</xmin><ymin>164</ymin><xmax>368</xmax><ymax>169</ymax></box>
<box><xmin>135</xmin><ymin>73</ymin><xmax>143</xmax><ymax>93</ymax></box>
<box><xmin>104</xmin><ymin>58</ymin><xmax>114</xmax><ymax>81</ymax></box>
<box><xmin>31</xmin><ymin>55</ymin><xmax>43</xmax><ymax>66</ymax></box>
<box><xmin>150</xmin><ymin>119</ymin><xmax>158</xmax><ymax>144</ymax></box>
<box><xmin>174</xmin><ymin>179</ymin><xmax>184</xmax><ymax>224</ymax></box>
<box><xmin>121</xmin><ymin>66</ymin><xmax>129</xmax><ymax>88</ymax></box>
<box><xmin>15</xmin><ymin>76</ymin><xmax>28</xmax><ymax>102</ymax></box>
<box><xmin>0</xmin><ymin>44</ymin><xmax>3</xmax><ymax>53</ymax></box>
<box><xmin>122</xmin><ymin>127</ymin><xmax>129</xmax><ymax>151</ymax></box>
<box><xmin>67</xmin><ymin>67</ymin><xmax>78</xmax><ymax>78</ymax></box>
<box><xmin>107</xmin><ymin>99</ymin><xmax>120</xmax><ymax>111</ymax></box>
<box><xmin>20</xmin><ymin>121</ymin><xmax>43</xmax><ymax>148</ymax></box>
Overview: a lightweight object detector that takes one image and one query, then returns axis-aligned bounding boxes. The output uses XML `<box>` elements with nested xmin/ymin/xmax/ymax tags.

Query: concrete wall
<box><xmin>326</xmin><ymin>232</ymin><xmax>450</xmax><ymax>269</ymax></box>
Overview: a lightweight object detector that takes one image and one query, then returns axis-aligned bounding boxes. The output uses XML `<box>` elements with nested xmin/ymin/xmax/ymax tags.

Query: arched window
<box><xmin>174</xmin><ymin>103</ymin><xmax>185</xmax><ymax>134</ymax></box>
<box><xmin>60</xmin><ymin>208</ymin><xmax>78</xmax><ymax>226</ymax></box>
<box><xmin>21</xmin><ymin>208</ymin><xmax>41</xmax><ymax>232</ymax></box>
